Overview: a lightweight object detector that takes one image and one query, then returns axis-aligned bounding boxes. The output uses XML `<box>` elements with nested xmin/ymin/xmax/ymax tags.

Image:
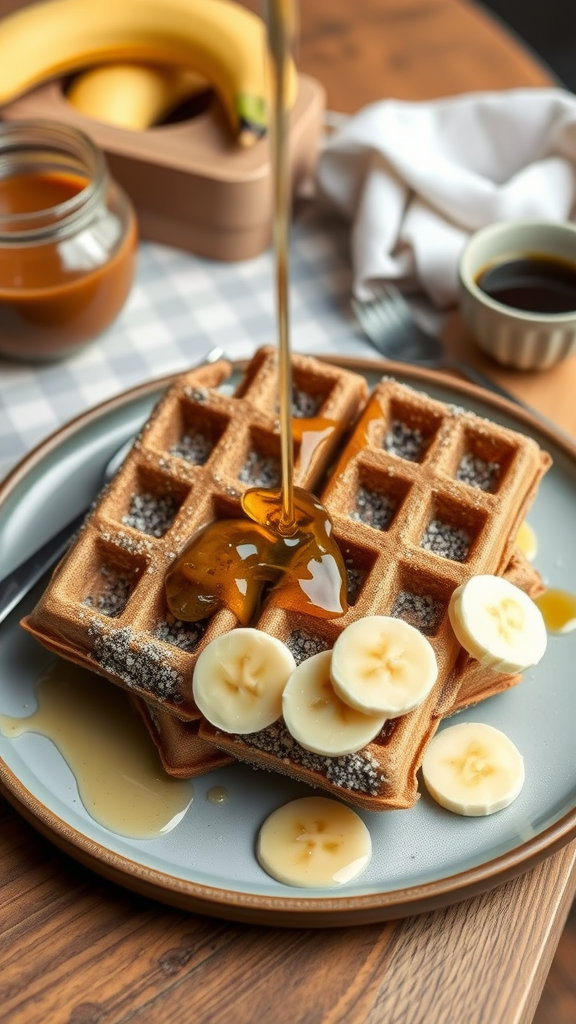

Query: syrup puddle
<box><xmin>0</xmin><ymin>660</ymin><xmax>194</xmax><ymax>839</ymax></box>
<box><xmin>515</xmin><ymin>520</ymin><xmax>538</xmax><ymax>561</ymax></box>
<box><xmin>207</xmin><ymin>785</ymin><xmax>229</xmax><ymax>804</ymax></box>
<box><xmin>534</xmin><ymin>589</ymin><xmax>576</xmax><ymax>634</ymax></box>
<box><xmin>514</xmin><ymin>521</ymin><xmax>576</xmax><ymax>634</ymax></box>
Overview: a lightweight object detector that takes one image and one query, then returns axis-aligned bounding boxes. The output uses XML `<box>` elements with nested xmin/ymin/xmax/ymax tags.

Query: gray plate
<box><xmin>1</xmin><ymin>359</ymin><xmax>576</xmax><ymax>926</ymax></box>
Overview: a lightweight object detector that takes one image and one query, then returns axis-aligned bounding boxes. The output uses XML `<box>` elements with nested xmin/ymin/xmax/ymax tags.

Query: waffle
<box><xmin>22</xmin><ymin>352</ymin><xmax>551</xmax><ymax>811</ymax></box>
<box><xmin>199</xmin><ymin>377</ymin><xmax>551</xmax><ymax>810</ymax></box>
<box><xmin>21</xmin><ymin>347</ymin><xmax>368</xmax><ymax>720</ymax></box>
<box><xmin>131</xmin><ymin>544</ymin><xmax>542</xmax><ymax>779</ymax></box>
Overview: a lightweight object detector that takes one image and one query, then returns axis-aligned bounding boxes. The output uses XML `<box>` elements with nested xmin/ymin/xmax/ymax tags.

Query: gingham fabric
<box><xmin>0</xmin><ymin>202</ymin><xmax>377</xmax><ymax>482</ymax></box>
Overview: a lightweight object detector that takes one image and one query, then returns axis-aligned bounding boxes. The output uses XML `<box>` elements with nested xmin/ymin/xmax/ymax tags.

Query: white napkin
<box><xmin>316</xmin><ymin>88</ymin><xmax>576</xmax><ymax>307</ymax></box>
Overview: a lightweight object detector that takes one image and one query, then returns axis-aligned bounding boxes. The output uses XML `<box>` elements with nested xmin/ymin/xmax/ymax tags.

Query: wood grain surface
<box><xmin>2</xmin><ymin>794</ymin><xmax>576</xmax><ymax>1024</ymax></box>
<box><xmin>2</xmin><ymin>2</ymin><xmax>575</xmax><ymax>1024</ymax></box>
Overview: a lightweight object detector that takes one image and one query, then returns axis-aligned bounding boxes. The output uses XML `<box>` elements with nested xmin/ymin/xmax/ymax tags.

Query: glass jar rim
<box><xmin>0</xmin><ymin>119</ymin><xmax>108</xmax><ymax>243</ymax></box>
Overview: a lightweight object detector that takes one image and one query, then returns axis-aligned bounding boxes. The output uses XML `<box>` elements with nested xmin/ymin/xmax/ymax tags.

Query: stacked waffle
<box><xmin>22</xmin><ymin>350</ymin><xmax>550</xmax><ymax>809</ymax></box>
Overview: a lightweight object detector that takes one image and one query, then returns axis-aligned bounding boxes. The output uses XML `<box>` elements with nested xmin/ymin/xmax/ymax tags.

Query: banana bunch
<box><xmin>0</xmin><ymin>0</ymin><xmax>298</xmax><ymax>143</ymax></box>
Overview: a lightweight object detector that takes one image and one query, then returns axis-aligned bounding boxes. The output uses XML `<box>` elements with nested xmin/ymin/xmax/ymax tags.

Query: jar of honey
<box><xmin>0</xmin><ymin>119</ymin><xmax>137</xmax><ymax>360</ymax></box>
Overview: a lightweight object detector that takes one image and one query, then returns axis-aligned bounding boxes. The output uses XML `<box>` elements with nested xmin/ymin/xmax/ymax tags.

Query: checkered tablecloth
<box><xmin>0</xmin><ymin>201</ymin><xmax>379</xmax><ymax>482</ymax></box>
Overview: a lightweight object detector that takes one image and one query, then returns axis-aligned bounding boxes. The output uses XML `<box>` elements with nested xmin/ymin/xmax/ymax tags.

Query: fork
<box><xmin>351</xmin><ymin>283</ymin><xmax>521</xmax><ymax>405</ymax></box>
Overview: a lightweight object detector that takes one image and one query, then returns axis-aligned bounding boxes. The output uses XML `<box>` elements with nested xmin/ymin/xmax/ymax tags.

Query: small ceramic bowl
<box><xmin>458</xmin><ymin>220</ymin><xmax>576</xmax><ymax>370</ymax></box>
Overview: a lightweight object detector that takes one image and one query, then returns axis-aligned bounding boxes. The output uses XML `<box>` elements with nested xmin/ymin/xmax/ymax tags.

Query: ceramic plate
<box><xmin>1</xmin><ymin>358</ymin><xmax>576</xmax><ymax>927</ymax></box>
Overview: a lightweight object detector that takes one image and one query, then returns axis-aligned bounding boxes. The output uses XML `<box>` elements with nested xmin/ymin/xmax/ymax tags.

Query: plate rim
<box><xmin>1</xmin><ymin>354</ymin><xmax>575</xmax><ymax>927</ymax></box>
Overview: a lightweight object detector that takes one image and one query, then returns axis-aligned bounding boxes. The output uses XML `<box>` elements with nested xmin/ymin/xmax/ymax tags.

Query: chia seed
<box><xmin>421</xmin><ymin>519</ymin><xmax>471</xmax><ymax>562</ymax></box>
<box><xmin>184</xmin><ymin>386</ymin><xmax>209</xmax><ymax>403</ymax></box>
<box><xmin>456</xmin><ymin>452</ymin><xmax>500</xmax><ymax>492</ymax></box>
<box><xmin>122</xmin><ymin>493</ymin><xmax>178</xmax><ymax>538</ymax></box>
<box><xmin>88</xmin><ymin>621</ymin><xmax>183</xmax><ymax>702</ymax></box>
<box><xmin>83</xmin><ymin>564</ymin><xmax>132</xmax><ymax>617</ymax></box>
<box><xmin>292</xmin><ymin>388</ymin><xmax>323</xmax><ymax>418</ymax></box>
<box><xmin>238</xmin><ymin>450</ymin><xmax>281</xmax><ymax>488</ymax></box>
<box><xmin>239</xmin><ymin>720</ymin><xmax>384</xmax><ymax>795</ymax></box>
<box><xmin>154</xmin><ymin>617</ymin><xmax>206</xmax><ymax>653</ymax></box>
<box><xmin>391</xmin><ymin>590</ymin><xmax>444</xmax><ymax>634</ymax></box>
<box><xmin>346</xmin><ymin>565</ymin><xmax>366</xmax><ymax>604</ymax></box>
<box><xmin>286</xmin><ymin>629</ymin><xmax>330</xmax><ymax>664</ymax></box>
<box><xmin>351</xmin><ymin>486</ymin><xmax>396</xmax><ymax>531</ymax></box>
<box><xmin>102</xmin><ymin>530</ymin><xmax>155</xmax><ymax>557</ymax></box>
<box><xmin>169</xmin><ymin>431</ymin><xmax>214</xmax><ymax>465</ymax></box>
<box><xmin>384</xmin><ymin>420</ymin><xmax>427</xmax><ymax>462</ymax></box>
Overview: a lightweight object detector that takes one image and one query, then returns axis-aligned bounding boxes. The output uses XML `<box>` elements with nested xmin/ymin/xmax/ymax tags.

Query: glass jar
<box><xmin>0</xmin><ymin>119</ymin><xmax>137</xmax><ymax>360</ymax></box>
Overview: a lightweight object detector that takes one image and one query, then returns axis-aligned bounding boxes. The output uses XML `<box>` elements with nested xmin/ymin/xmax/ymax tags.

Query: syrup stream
<box><xmin>267</xmin><ymin>0</ymin><xmax>296</xmax><ymax>533</ymax></box>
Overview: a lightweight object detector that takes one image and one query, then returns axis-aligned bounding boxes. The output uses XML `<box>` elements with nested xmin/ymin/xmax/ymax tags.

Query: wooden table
<box><xmin>2</xmin><ymin>2</ymin><xmax>576</xmax><ymax>1023</ymax></box>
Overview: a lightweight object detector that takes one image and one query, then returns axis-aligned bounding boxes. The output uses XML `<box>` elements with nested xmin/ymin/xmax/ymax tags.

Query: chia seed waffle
<box><xmin>198</xmin><ymin>377</ymin><xmax>551</xmax><ymax>811</ymax></box>
<box><xmin>21</xmin><ymin>347</ymin><xmax>369</xmax><ymax>720</ymax></box>
<box><xmin>131</xmin><ymin>544</ymin><xmax>542</xmax><ymax>779</ymax></box>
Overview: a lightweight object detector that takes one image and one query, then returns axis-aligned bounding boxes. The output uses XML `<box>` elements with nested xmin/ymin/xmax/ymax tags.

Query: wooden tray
<box><xmin>0</xmin><ymin>73</ymin><xmax>325</xmax><ymax>260</ymax></box>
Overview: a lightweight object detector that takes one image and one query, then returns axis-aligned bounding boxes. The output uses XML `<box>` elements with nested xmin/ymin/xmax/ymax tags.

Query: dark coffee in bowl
<box><xmin>475</xmin><ymin>254</ymin><xmax>576</xmax><ymax>314</ymax></box>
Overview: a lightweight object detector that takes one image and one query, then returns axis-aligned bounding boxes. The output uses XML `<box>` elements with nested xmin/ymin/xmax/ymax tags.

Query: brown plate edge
<box><xmin>1</xmin><ymin>354</ymin><xmax>575</xmax><ymax>928</ymax></box>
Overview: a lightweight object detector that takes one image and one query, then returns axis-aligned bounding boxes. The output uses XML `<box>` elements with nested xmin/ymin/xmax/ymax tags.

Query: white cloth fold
<box><xmin>317</xmin><ymin>88</ymin><xmax>576</xmax><ymax>307</ymax></box>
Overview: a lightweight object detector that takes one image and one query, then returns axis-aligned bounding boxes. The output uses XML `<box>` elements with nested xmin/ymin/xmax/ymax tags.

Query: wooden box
<box><xmin>0</xmin><ymin>73</ymin><xmax>325</xmax><ymax>260</ymax></box>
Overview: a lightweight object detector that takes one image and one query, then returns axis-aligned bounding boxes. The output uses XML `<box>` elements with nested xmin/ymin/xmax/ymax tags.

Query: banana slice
<box><xmin>448</xmin><ymin>574</ymin><xmax>547</xmax><ymax>673</ymax></box>
<box><xmin>282</xmin><ymin>650</ymin><xmax>387</xmax><ymax>757</ymax></box>
<box><xmin>422</xmin><ymin>722</ymin><xmax>525</xmax><ymax>816</ymax></box>
<box><xmin>257</xmin><ymin>796</ymin><xmax>372</xmax><ymax>887</ymax></box>
<box><xmin>330</xmin><ymin>616</ymin><xmax>438</xmax><ymax>717</ymax></box>
<box><xmin>192</xmin><ymin>628</ymin><xmax>295</xmax><ymax>734</ymax></box>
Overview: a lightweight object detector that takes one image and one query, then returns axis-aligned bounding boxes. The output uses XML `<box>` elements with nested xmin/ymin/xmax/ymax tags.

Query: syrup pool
<box><xmin>534</xmin><ymin>589</ymin><xmax>576</xmax><ymax>634</ymax></box>
<box><xmin>0</xmin><ymin>660</ymin><xmax>194</xmax><ymax>838</ymax></box>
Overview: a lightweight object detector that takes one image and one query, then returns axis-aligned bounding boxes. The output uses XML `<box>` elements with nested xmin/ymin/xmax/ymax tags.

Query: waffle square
<box><xmin>21</xmin><ymin>348</ymin><xmax>368</xmax><ymax>720</ymax></box>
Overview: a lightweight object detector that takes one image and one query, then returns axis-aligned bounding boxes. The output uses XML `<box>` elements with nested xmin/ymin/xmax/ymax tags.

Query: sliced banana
<box><xmin>330</xmin><ymin>615</ymin><xmax>438</xmax><ymax>717</ymax></box>
<box><xmin>422</xmin><ymin>722</ymin><xmax>525</xmax><ymax>816</ymax></box>
<box><xmin>282</xmin><ymin>650</ymin><xmax>387</xmax><ymax>757</ymax></box>
<box><xmin>257</xmin><ymin>796</ymin><xmax>372</xmax><ymax>887</ymax></box>
<box><xmin>448</xmin><ymin>574</ymin><xmax>547</xmax><ymax>674</ymax></box>
<box><xmin>192</xmin><ymin>628</ymin><xmax>295</xmax><ymax>734</ymax></box>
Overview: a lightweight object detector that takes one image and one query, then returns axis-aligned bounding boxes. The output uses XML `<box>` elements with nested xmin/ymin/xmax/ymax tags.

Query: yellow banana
<box><xmin>0</xmin><ymin>0</ymin><xmax>298</xmax><ymax>144</ymax></box>
<box><xmin>67</xmin><ymin>63</ymin><xmax>208</xmax><ymax>130</ymax></box>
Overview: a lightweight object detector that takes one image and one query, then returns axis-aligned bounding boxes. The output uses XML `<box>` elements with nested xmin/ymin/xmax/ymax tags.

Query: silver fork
<box><xmin>351</xmin><ymin>283</ymin><xmax>521</xmax><ymax>405</ymax></box>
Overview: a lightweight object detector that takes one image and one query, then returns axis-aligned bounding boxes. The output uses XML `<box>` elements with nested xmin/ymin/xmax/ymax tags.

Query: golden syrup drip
<box><xmin>516</xmin><ymin>521</ymin><xmax>538</xmax><ymax>561</ymax></box>
<box><xmin>291</xmin><ymin>417</ymin><xmax>337</xmax><ymax>477</ymax></box>
<box><xmin>242</xmin><ymin>485</ymin><xmax>347</xmax><ymax>616</ymax></box>
<box><xmin>165</xmin><ymin>486</ymin><xmax>347</xmax><ymax>624</ymax></box>
<box><xmin>165</xmin><ymin>519</ymin><xmax>276</xmax><ymax>624</ymax></box>
<box><xmin>207</xmin><ymin>786</ymin><xmax>229</xmax><ymax>804</ymax></box>
<box><xmin>332</xmin><ymin>395</ymin><xmax>385</xmax><ymax>470</ymax></box>
<box><xmin>534</xmin><ymin>589</ymin><xmax>576</xmax><ymax>634</ymax></box>
<box><xmin>0</xmin><ymin>661</ymin><xmax>193</xmax><ymax>838</ymax></box>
